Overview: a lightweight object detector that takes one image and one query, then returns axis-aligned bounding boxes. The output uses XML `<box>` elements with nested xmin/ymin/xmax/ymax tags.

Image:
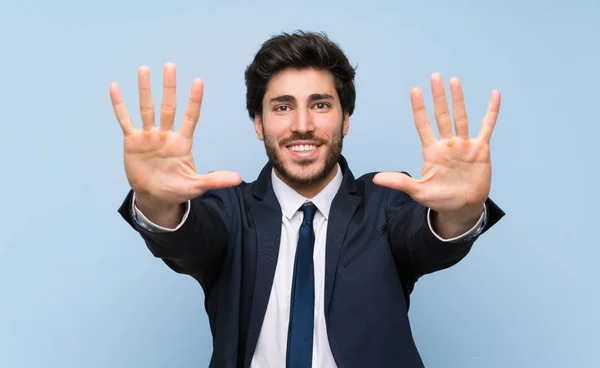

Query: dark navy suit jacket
<box><xmin>118</xmin><ymin>155</ymin><xmax>504</xmax><ymax>368</ymax></box>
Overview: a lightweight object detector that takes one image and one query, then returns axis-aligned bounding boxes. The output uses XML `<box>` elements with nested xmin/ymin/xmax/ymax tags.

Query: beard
<box><xmin>263</xmin><ymin>126</ymin><xmax>343</xmax><ymax>187</ymax></box>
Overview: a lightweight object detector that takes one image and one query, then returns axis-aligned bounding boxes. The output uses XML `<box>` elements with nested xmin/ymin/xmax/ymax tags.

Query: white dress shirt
<box><xmin>131</xmin><ymin>164</ymin><xmax>486</xmax><ymax>367</ymax></box>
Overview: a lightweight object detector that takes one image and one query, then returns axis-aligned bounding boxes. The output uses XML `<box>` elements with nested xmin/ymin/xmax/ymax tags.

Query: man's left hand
<box><xmin>373</xmin><ymin>73</ymin><xmax>501</xmax><ymax>224</ymax></box>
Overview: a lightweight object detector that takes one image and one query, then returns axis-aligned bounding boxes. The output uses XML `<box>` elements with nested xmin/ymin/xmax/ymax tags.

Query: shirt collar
<box><xmin>271</xmin><ymin>163</ymin><xmax>343</xmax><ymax>221</ymax></box>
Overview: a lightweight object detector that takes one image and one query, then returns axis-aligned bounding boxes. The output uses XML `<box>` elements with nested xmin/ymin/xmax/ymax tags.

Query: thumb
<box><xmin>194</xmin><ymin>171</ymin><xmax>243</xmax><ymax>193</ymax></box>
<box><xmin>373</xmin><ymin>172</ymin><xmax>421</xmax><ymax>196</ymax></box>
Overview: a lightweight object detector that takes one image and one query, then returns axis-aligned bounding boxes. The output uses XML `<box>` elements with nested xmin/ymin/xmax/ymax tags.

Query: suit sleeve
<box><xmin>117</xmin><ymin>189</ymin><xmax>232</xmax><ymax>291</ymax></box>
<box><xmin>386</xmin><ymin>189</ymin><xmax>505</xmax><ymax>282</ymax></box>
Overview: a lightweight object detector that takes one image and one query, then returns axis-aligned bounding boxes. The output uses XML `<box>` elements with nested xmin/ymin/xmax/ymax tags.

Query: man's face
<box><xmin>254</xmin><ymin>67</ymin><xmax>349</xmax><ymax>187</ymax></box>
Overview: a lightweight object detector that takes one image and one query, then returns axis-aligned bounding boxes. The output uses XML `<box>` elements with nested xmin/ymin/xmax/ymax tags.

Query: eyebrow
<box><xmin>269</xmin><ymin>93</ymin><xmax>335</xmax><ymax>104</ymax></box>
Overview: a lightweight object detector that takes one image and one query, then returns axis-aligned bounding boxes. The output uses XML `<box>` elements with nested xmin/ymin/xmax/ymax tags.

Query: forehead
<box><xmin>264</xmin><ymin>68</ymin><xmax>337</xmax><ymax>99</ymax></box>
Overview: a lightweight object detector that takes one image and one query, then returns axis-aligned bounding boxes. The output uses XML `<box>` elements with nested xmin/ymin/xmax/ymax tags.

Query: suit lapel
<box><xmin>243</xmin><ymin>163</ymin><xmax>282</xmax><ymax>368</ymax></box>
<box><xmin>324</xmin><ymin>157</ymin><xmax>361</xmax><ymax>317</ymax></box>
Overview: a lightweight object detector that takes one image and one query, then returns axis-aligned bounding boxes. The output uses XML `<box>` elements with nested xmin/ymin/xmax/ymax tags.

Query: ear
<box><xmin>342</xmin><ymin>112</ymin><xmax>350</xmax><ymax>136</ymax></box>
<box><xmin>254</xmin><ymin>114</ymin><xmax>264</xmax><ymax>141</ymax></box>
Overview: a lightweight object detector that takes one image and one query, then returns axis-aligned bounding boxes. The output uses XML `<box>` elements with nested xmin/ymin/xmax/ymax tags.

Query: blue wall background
<box><xmin>1</xmin><ymin>0</ymin><xmax>598</xmax><ymax>367</ymax></box>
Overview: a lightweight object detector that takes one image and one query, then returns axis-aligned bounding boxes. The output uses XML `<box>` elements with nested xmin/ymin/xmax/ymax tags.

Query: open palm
<box><xmin>374</xmin><ymin>73</ymin><xmax>501</xmax><ymax>216</ymax></box>
<box><xmin>110</xmin><ymin>63</ymin><xmax>241</xmax><ymax>206</ymax></box>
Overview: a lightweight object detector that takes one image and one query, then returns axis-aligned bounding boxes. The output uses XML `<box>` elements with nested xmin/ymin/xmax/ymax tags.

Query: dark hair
<box><xmin>244</xmin><ymin>30</ymin><xmax>356</xmax><ymax>120</ymax></box>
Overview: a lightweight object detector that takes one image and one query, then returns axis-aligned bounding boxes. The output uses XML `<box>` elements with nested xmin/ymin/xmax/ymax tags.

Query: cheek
<box><xmin>315</xmin><ymin>115</ymin><xmax>344</xmax><ymax>134</ymax></box>
<box><xmin>266</xmin><ymin>127</ymin><xmax>291</xmax><ymax>144</ymax></box>
<box><xmin>263</xmin><ymin>130</ymin><xmax>284</xmax><ymax>147</ymax></box>
<box><xmin>261</xmin><ymin>119</ymin><xmax>283</xmax><ymax>137</ymax></box>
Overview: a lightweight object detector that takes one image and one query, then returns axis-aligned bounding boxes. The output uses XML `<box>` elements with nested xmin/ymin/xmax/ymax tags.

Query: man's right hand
<box><xmin>110</xmin><ymin>63</ymin><xmax>242</xmax><ymax>227</ymax></box>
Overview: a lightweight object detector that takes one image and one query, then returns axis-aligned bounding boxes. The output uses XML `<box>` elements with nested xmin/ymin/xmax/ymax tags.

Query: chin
<box><xmin>283</xmin><ymin>159</ymin><xmax>328</xmax><ymax>183</ymax></box>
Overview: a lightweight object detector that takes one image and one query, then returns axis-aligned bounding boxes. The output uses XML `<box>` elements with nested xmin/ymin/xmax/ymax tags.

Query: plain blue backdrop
<box><xmin>1</xmin><ymin>0</ymin><xmax>598</xmax><ymax>367</ymax></box>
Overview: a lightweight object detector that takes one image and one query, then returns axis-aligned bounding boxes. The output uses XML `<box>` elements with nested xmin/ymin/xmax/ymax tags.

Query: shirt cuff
<box><xmin>427</xmin><ymin>203</ymin><xmax>487</xmax><ymax>242</ymax></box>
<box><xmin>130</xmin><ymin>192</ymin><xmax>191</xmax><ymax>233</ymax></box>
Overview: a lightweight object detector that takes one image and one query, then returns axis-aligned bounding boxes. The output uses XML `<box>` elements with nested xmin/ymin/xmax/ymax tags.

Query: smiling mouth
<box><xmin>287</xmin><ymin>144</ymin><xmax>319</xmax><ymax>152</ymax></box>
<box><xmin>284</xmin><ymin>142</ymin><xmax>322</xmax><ymax>160</ymax></box>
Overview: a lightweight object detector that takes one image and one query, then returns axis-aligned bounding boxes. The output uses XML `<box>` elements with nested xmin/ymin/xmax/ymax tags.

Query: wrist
<box><xmin>440</xmin><ymin>204</ymin><xmax>484</xmax><ymax>225</ymax></box>
<box><xmin>134</xmin><ymin>192</ymin><xmax>186</xmax><ymax>228</ymax></box>
<box><xmin>134</xmin><ymin>192</ymin><xmax>178</xmax><ymax>210</ymax></box>
<box><xmin>431</xmin><ymin>203</ymin><xmax>485</xmax><ymax>238</ymax></box>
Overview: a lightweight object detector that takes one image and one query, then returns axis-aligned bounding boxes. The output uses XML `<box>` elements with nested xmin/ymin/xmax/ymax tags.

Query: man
<box><xmin>111</xmin><ymin>31</ymin><xmax>504</xmax><ymax>368</ymax></box>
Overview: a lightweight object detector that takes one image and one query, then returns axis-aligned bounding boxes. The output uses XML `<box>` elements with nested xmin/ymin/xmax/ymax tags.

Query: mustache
<box><xmin>280</xmin><ymin>133</ymin><xmax>328</xmax><ymax>146</ymax></box>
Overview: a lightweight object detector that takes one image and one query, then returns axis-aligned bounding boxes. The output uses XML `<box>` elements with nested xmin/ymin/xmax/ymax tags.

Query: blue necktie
<box><xmin>286</xmin><ymin>203</ymin><xmax>317</xmax><ymax>368</ymax></box>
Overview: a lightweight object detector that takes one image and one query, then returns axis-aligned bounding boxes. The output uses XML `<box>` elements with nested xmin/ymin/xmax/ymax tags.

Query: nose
<box><xmin>290</xmin><ymin>107</ymin><xmax>315</xmax><ymax>134</ymax></box>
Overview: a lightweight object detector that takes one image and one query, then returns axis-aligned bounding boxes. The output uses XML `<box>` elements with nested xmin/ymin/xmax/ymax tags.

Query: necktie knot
<box><xmin>301</xmin><ymin>203</ymin><xmax>317</xmax><ymax>225</ymax></box>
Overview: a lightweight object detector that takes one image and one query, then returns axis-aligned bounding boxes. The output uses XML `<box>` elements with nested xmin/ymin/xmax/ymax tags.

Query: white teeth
<box><xmin>289</xmin><ymin>145</ymin><xmax>316</xmax><ymax>152</ymax></box>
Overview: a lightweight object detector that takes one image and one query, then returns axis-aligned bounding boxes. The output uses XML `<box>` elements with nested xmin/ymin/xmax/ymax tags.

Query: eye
<box><xmin>313</xmin><ymin>102</ymin><xmax>331</xmax><ymax>110</ymax></box>
<box><xmin>274</xmin><ymin>105</ymin><xmax>291</xmax><ymax>112</ymax></box>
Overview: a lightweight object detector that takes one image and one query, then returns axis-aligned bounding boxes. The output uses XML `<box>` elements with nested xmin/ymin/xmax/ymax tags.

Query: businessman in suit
<box><xmin>111</xmin><ymin>31</ymin><xmax>504</xmax><ymax>367</ymax></box>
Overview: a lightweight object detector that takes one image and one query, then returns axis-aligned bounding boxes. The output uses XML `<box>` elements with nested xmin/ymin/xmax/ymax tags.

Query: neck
<box><xmin>274</xmin><ymin>165</ymin><xmax>339</xmax><ymax>198</ymax></box>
